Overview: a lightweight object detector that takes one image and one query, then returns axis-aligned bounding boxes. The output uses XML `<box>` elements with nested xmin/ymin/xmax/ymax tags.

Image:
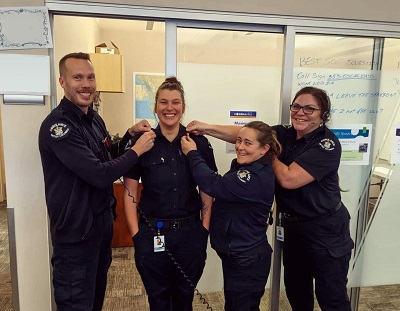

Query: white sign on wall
<box><xmin>0</xmin><ymin>7</ymin><xmax>52</xmax><ymax>50</ymax></box>
<box><xmin>0</xmin><ymin>54</ymin><xmax>50</xmax><ymax>95</ymax></box>
<box><xmin>390</xmin><ymin>124</ymin><xmax>400</xmax><ymax>164</ymax></box>
<box><xmin>331</xmin><ymin>124</ymin><xmax>372</xmax><ymax>165</ymax></box>
<box><xmin>226</xmin><ymin>110</ymin><xmax>257</xmax><ymax>154</ymax></box>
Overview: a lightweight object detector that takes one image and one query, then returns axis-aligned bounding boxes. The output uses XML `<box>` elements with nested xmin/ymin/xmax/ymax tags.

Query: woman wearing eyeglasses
<box><xmin>186</xmin><ymin>86</ymin><xmax>354</xmax><ymax>311</ymax></box>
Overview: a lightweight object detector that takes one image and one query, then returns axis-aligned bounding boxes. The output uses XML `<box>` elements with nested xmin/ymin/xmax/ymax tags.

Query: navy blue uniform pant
<box><xmin>218</xmin><ymin>240</ymin><xmax>272</xmax><ymax>311</ymax></box>
<box><xmin>283</xmin><ymin>206</ymin><xmax>353</xmax><ymax>311</ymax></box>
<box><xmin>51</xmin><ymin>210</ymin><xmax>113</xmax><ymax>311</ymax></box>
<box><xmin>133</xmin><ymin>221</ymin><xmax>209</xmax><ymax>311</ymax></box>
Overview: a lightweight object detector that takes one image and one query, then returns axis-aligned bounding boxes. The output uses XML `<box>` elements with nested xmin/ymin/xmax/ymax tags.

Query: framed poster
<box><xmin>0</xmin><ymin>7</ymin><xmax>52</xmax><ymax>50</ymax></box>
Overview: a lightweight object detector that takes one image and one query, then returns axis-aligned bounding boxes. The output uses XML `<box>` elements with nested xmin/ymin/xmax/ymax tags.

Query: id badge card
<box><xmin>154</xmin><ymin>235</ymin><xmax>165</xmax><ymax>252</ymax></box>
<box><xmin>276</xmin><ymin>226</ymin><xmax>284</xmax><ymax>242</ymax></box>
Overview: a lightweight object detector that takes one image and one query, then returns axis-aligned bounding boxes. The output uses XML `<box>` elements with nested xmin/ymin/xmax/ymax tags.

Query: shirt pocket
<box><xmin>141</xmin><ymin>155</ymin><xmax>169</xmax><ymax>186</ymax></box>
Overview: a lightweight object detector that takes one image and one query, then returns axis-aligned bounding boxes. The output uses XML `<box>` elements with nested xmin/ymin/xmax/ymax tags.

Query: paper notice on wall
<box><xmin>226</xmin><ymin>111</ymin><xmax>257</xmax><ymax>154</ymax></box>
<box><xmin>331</xmin><ymin>124</ymin><xmax>372</xmax><ymax>165</ymax></box>
<box><xmin>390</xmin><ymin>124</ymin><xmax>400</xmax><ymax>164</ymax></box>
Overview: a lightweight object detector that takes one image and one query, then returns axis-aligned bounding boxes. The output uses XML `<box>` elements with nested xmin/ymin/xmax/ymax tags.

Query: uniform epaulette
<box><xmin>51</xmin><ymin>106</ymin><xmax>67</xmax><ymax>118</ymax></box>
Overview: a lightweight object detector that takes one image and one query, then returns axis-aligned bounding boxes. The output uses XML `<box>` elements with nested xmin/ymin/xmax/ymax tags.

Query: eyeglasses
<box><xmin>290</xmin><ymin>103</ymin><xmax>321</xmax><ymax>115</ymax></box>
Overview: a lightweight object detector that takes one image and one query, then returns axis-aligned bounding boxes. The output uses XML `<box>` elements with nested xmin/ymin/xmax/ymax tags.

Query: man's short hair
<box><xmin>59</xmin><ymin>52</ymin><xmax>91</xmax><ymax>77</ymax></box>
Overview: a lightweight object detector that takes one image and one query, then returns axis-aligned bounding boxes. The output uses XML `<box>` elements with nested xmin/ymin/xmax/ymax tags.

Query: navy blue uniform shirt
<box><xmin>273</xmin><ymin>124</ymin><xmax>342</xmax><ymax>218</ymax></box>
<box><xmin>187</xmin><ymin>150</ymin><xmax>275</xmax><ymax>254</ymax></box>
<box><xmin>124</xmin><ymin>124</ymin><xmax>217</xmax><ymax>218</ymax></box>
<box><xmin>39</xmin><ymin>97</ymin><xmax>137</xmax><ymax>243</ymax></box>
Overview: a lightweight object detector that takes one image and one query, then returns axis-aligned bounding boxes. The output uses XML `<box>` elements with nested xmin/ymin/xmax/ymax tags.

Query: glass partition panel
<box><xmin>293</xmin><ymin>34</ymin><xmax>400</xmax><ymax>308</ymax></box>
<box><xmin>293</xmin><ymin>34</ymin><xmax>381</xmax><ymax>304</ymax></box>
<box><xmin>293</xmin><ymin>35</ymin><xmax>376</xmax><ymax>223</ymax></box>
<box><xmin>177</xmin><ymin>27</ymin><xmax>284</xmax><ymax>295</ymax></box>
<box><xmin>353</xmin><ymin>37</ymin><xmax>400</xmax><ymax>303</ymax></box>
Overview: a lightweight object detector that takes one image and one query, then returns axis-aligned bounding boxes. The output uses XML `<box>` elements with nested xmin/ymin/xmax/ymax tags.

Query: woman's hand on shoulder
<box><xmin>186</xmin><ymin>120</ymin><xmax>209</xmax><ymax>135</ymax></box>
<box><xmin>181</xmin><ymin>134</ymin><xmax>197</xmax><ymax>155</ymax></box>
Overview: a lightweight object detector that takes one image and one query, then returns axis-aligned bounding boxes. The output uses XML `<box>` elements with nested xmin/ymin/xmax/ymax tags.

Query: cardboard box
<box><xmin>95</xmin><ymin>41</ymin><xmax>120</xmax><ymax>54</ymax></box>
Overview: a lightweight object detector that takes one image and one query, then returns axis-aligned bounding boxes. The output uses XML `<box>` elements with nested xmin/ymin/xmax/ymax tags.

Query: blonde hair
<box><xmin>154</xmin><ymin>76</ymin><xmax>185</xmax><ymax>113</ymax></box>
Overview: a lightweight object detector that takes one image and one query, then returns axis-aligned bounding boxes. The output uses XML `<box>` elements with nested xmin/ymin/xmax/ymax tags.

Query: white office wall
<box><xmin>0</xmin><ymin>0</ymin><xmax>53</xmax><ymax>310</ymax></box>
<box><xmin>179</xmin><ymin>63</ymin><xmax>281</xmax><ymax>174</ymax></box>
<box><xmin>53</xmin><ymin>16</ymin><xmax>101</xmax><ymax>104</ymax></box>
<box><xmin>1</xmin><ymin>101</ymin><xmax>52</xmax><ymax>310</ymax></box>
<box><xmin>99</xmin><ymin>25</ymin><xmax>165</xmax><ymax>136</ymax></box>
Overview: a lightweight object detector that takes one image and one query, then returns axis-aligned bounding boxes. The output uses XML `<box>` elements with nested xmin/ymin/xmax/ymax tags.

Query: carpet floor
<box><xmin>1</xmin><ymin>202</ymin><xmax>400</xmax><ymax>310</ymax></box>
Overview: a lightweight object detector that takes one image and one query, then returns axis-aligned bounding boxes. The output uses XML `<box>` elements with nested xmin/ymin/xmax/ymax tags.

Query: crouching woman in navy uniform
<box><xmin>123</xmin><ymin>77</ymin><xmax>217</xmax><ymax>311</ymax></box>
<box><xmin>186</xmin><ymin>87</ymin><xmax>355</xmax><ymax>311</ymax></box>
<box><xmin>181</xmin><ymin>121</ymin><xmax>282</xmax><ymax>311</ymax></box>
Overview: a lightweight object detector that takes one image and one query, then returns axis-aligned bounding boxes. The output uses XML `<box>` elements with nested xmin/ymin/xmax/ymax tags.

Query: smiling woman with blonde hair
<box><xmin>123</xmin><ymin>77</ymin><xmax>217</xmax><ymax>311</ymax></box>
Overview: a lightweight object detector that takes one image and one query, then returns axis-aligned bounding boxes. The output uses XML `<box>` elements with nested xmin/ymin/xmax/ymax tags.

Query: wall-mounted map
<box><xmin>134</xmin><ymin>73</ymin><xmax>165</xmax><ymax>128</ymax></box>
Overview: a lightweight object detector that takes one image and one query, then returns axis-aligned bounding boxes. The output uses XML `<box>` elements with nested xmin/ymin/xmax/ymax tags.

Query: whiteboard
<box><xmin>0</xmin><ymin>54</ymin><xmax>50</xmax><ymax>95</ymax></box>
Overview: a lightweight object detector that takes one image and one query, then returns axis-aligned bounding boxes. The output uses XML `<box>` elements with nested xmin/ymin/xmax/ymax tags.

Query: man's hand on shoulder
<box><xmin>128</xmin><ymin>120</ymin><xmax>152</xmax><ymax>136</ymax></box>
<box><xmin>131</xmin><ymin>130</ymin><xmax>156</xmax><ymax>156</ymax></box>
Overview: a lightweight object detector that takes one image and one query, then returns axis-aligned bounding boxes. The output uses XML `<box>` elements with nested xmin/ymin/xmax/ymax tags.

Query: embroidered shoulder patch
<box><xmin>237</xmin><ymin>169</ymin><xmax>251</xmax><ymax>183</ymax></box>
<box><xmin>50</xmin><ymin>123</ymin><xmax>70</xmax><ymax>139</ymax></box>
<box><xmin>124</xmin><ymin>139</ymin><xmax>133</xmax><ymax>151</ymax></box>
<box><xmin>319</xmin><ymin>138</ymin><xmax>335</xmax><ymax>151</ymax></box>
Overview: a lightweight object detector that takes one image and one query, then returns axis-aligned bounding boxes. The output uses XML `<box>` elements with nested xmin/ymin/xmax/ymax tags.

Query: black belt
<box><xmin>283</xmin><ymin>202</ymin><xmax>342</xmax><ymax>223</ymax></box>
<box><xmin>139</xmin><ymin>214</ymin><xmax>200</xmax><ymax>230</ymax></box>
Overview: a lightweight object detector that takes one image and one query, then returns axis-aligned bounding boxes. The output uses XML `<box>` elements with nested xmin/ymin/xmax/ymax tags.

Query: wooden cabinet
<box><xmin>112</xmin><ymin>182</ymin><xmax>143</xmax><ymax>247</ymax></box>
<box><xmin>89</xmin><ymin>53</ymin><xmax>124</xmax><ymax>93</ymax></box>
